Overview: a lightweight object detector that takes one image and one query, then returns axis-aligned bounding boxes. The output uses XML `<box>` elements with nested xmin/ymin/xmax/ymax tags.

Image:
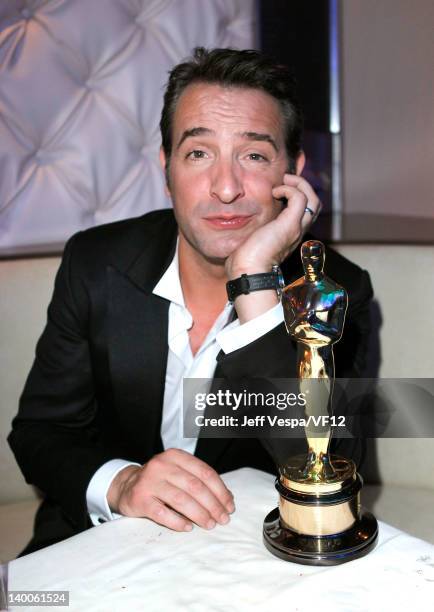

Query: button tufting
<box><xmin>140</xmin><ymin>143</ymin><xmax>153</xmax><ymax>156</ymax></box>
<box><xmin>33</xmin><ymin>148</ymin><xmax>51</xmax><ymax>166</ymax></box>
<box><xmin>0</xmin><ymin>0</ymin><xmax>255</xmax><ymax>253</ymax></box>
<box><xmin>20</xmin><ymin>8</ymin><xmax>33</xmax><ymax>20</ymax></box>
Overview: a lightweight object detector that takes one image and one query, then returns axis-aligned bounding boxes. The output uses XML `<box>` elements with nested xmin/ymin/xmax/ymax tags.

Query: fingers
<box><xmin>270</xmin><ymin>186</ymin><xmax>308</xmax><ymax>254</ymax></box>
<box><xmin>272</xmin><ymin>185</ymin><xmax>307</xmax><ymax>223</ymax></box>
<box><xmin>282</xmin><ymin>173</ymin><xmax>320</xmax><ymax>207</ymax></box>
<box><xmin>272</xmin><ymin>174</ymin><xmax>322</xmax><ymax>230</ymax></box>
<box><xmin>164</xmin><ymin>464</ymin><xmax>233</xmax><ymax>527</ymax></box>
<box><xmin>155</xmin><ymin>480</ymin><xmax>221</xmax><ymax>530</ymax></box>
<box><xmin>144</xmin><ymin>496</ymin><xmax>194</xmax><ymax>532</ymax></box>
<box><xmin>117</xmin><ymin>449</ymin><xmax>235</xmax><ymax>533</ymax></box>
<box><xmin>166</xmin><ymin>449</ymin><xmax>234</xmax><ymax>513</ymax></box>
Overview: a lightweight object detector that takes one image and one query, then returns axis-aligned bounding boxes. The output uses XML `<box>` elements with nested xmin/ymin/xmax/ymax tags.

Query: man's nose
<box><xmin>209</xmin><ymin>159</ymin><xmax>245</xmax><ymax>204</ymax></box>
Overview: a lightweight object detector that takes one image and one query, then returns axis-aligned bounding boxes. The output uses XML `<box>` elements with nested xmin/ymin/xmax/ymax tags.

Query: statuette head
<box><xmin>301</xmin><ymin>240</ymin><xmax>325</xmax><ymax>279</ymax></box>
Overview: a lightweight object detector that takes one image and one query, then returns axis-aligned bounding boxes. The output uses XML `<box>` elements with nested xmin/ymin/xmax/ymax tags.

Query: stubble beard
<box><xmin>179</xmin><ymin>225</ymin><xmax>242</xmax><ymax>267</ymax></box>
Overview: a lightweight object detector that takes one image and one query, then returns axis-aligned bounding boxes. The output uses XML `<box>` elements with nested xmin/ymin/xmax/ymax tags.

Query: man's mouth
<box><xmin>203</xmin><ymin>214</ymin><xmax>254</xmax><ymax>229</ymax></box>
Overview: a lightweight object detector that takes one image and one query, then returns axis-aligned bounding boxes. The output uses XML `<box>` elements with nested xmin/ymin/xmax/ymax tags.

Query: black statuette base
<box><xmin>263</xmin><ymin>507</ymin><xmax>378</xmax><ymax>566</ymax></box>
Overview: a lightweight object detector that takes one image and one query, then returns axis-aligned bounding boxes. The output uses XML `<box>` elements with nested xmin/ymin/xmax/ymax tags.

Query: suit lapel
<box><xmin>194</xmin><ymin>358</ymin><xmax>234</xmax><ymax>466</ymax></box>
<box><xmin>107</xmin><ymin>214</ymin><xmax>177</xmax><ymax>460</ymax></box>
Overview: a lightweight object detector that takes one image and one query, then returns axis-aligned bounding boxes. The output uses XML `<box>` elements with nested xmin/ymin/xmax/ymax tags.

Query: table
<box><xmin>5</xmin><ymin>468</ymin><xmax>434</xmax><ymax>611</ymax></box>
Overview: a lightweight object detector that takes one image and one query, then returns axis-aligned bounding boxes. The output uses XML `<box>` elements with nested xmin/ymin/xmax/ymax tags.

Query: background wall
<box><xmin>2</xmin><ymin>1</ymin><xmax>432</xmax><ymax>251</ymax></box>
<box><xmin>0</xmin><ymin>0</ymin><xmax>256</xmax><ymax>255</ymax></box>
<box><xmin>341</xmin><ymin>0</ymin><xmax>434</xmax><ymax>219</ymax></box>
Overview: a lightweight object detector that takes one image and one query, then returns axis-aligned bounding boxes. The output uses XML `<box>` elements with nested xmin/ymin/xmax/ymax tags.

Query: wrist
<box><xmin>107</xmin><ymin>464</ymin><xmax>140</xmax><ymax>513</ymax></box>
<box><xmin>234</xmin><ymin>291</ymin><xmax>279</xmax><ymax>324</ymax></box>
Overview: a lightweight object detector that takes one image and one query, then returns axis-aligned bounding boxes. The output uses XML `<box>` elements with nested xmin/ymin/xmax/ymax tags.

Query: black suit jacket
<box><xmin>8</xmin><ymin>209</ymin><xmax>373</xmax><ymax>553</ymax></box>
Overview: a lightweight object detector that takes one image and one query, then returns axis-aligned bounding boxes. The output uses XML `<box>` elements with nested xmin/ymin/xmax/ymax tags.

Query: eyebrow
<box><xmin>176</xmin><ymin>127</ymin><xmax>279</xmax><ymax>152</ymax></box>
<box><xmin>240</xmin><ymin>131</ymin><xmax>279</xmax><ymax>152</ymax></box>
<box><xmin>176</xmin><ymin>127</ymin><xmax>213</xmax><ymax>149</ymax></box>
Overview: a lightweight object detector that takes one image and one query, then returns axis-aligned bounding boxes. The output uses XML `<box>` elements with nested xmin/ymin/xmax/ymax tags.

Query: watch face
<box><xmin>227</xmin><ymin>280</ymin><xmax>237</xmax><ymax>302</ymax></box>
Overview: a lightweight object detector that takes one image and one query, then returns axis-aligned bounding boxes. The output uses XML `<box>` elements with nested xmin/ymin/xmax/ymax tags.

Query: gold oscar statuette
<box><xmin>263</xmin><ymin>240</ymin><xmax>378</xmax><ymax>565</ymax></box>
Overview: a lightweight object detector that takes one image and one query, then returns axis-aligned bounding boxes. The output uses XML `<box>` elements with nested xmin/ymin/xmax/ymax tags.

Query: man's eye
<box><xmin>186</xmin><ymin>150</ymin><xmax>207</xmax><ymax>160</ymax></box>
<box><xmin>247</xmin><ymin>153</ymin><xmax>267</xmax><ymax>162</ymax></box>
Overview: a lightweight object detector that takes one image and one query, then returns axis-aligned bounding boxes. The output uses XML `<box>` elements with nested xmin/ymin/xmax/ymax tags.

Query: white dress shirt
<box><xmin>86</xmin><ymin>243</ymin><xmax>284</xmax><ymax>524</ymax></box>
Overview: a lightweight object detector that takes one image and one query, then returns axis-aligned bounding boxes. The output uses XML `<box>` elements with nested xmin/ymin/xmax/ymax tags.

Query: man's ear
<box><xmin>295</xmin><ymin>150</ymin><xmax>306</xmax><ymax>176</ymax></box>
<box><xmin>159</xmin><ymin>147</ymin><xmax>171</xmax><ymax>196</ymax></box>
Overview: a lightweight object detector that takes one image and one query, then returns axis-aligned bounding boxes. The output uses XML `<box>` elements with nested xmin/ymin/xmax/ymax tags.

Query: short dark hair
<box><xmin>160</xmin><ymin>47</ymin><xmax>303</xmax><ymax>176</ymax></box>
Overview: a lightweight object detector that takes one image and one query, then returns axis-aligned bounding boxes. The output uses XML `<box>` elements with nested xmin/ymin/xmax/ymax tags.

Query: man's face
<box><xmin>161</xmin><ymin>83</ymin><xmax>294</xmax><ymax>263</ymax></box>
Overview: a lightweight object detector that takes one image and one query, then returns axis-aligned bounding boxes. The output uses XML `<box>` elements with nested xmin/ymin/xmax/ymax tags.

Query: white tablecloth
<box><xmin>7</xmin><ymin>468</ymin><xmax>434</xmax><ymax>611</ymax></box>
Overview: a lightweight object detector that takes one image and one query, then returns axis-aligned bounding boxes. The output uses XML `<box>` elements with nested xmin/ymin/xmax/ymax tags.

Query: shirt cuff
<box><xmin>86</xmin><ymin>459</ymin><xmax>141</xmax><ymax>526</ymax></box>
<box><xmin>216</xmin><ymin>302</ymin><xmax>284</xmax><ymax>354</ymax></box>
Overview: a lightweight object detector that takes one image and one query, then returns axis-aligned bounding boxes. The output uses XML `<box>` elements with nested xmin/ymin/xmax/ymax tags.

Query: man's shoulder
<box><xmin>323</xmin><ymin>243</ymin><xmax>368</xmax><ymax>293</ymax></box>
<box><xmin>64</xmin><ymin>209</ymin><xmax>176</xmax><ymax>268</ymax></box>
<box><xmin>73</xmin><ymin>209</ymin><xmax>175</xmax><ymax>247</ymax></box>
<box><xmin>323</xmin><ymin>243</ymin><xmax>374</xmax><ymax>309</ymax></box>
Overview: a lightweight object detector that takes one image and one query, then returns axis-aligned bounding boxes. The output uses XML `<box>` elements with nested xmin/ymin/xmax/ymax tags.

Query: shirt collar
<box><xmin>152</xmin><ymin>238</ymin><xmax>235</xmax><ymax>329</ymax></box>
<box><xmin>152</xmin><ymin>238</ymin><xmax>185</xmax><ymax>308</ymax></box>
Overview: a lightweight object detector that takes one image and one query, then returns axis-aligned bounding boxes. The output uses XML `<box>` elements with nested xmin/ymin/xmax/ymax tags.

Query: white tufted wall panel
<box><xmin>0</xmin><ymin>0</ymin><xmax>256</xmax><ymax>255</ymax></box>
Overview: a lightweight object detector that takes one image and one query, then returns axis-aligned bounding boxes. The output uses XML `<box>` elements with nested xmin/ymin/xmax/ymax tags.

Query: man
<box><xmin>9</xmin><ymin>48</ymin><xmax>372</xmax><ymax>553</ymax></box>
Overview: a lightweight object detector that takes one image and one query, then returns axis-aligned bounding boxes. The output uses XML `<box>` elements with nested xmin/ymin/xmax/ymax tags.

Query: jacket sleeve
<box><xmin>8</xmin><ymin>234</ymin><xmax>114</xmax><ymax>531</ymax></box>
<box><xmin>334</xmin><ymin>269</ymin><xmax>373</xmax><ymax>378</ymax></box>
